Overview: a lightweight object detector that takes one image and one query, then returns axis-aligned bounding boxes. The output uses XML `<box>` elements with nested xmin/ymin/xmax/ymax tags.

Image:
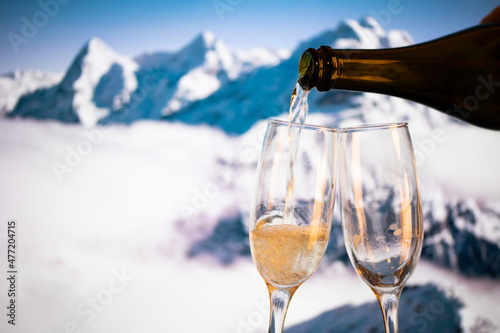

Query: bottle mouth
<box><xmin>298</xmin><ymin>48</ymin><xmax>319</xmax><ymax>91</ymax></box>
<box><xmin>298</xmin><ymin>46</ymin><xmax>337</xmax><ymax>92</ymax></box>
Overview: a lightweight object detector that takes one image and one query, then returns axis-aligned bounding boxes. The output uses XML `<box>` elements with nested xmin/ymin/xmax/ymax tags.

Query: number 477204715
<box><xmin>7</xmin><ymin>220</ymin><xmax>16</xmax><ymax>270</ymax></box>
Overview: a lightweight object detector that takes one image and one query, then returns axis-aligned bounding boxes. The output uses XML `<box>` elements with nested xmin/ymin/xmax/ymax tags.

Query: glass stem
<box><xmin>268</xmin><ymin>288</ymin><xmax>293</xmax><ymax>333</ymax></box>
<box><xmin>376</xmin><ymin>290</ymin><xmax>401</xmax><ymax>333</ymax></box>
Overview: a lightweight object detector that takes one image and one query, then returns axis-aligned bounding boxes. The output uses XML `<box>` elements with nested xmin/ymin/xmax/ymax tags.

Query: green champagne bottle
<box><xmin>298</xmin><ymin>24</ymin><xmax>500</xmax><ymax>130</ymax></box>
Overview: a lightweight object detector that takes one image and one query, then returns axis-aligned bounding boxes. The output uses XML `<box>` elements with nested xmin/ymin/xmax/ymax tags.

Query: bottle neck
<box><xmin>327</xmin><ymin>45</ymin><xmax>500</xmax><ymax>117</ymax></box>
<box><xmin>297</xmin><ymin>23</ymin><xmax>500</xmax><ymax>130</ymax></box>
<box><xmin>332</xmin><ymin>48</ymin><xmax>417</xmax><ymax>92</ymax></box>
<box><xmin>299</xmin><ymin>46</ymin><xmax>419</xmax><ymax>93</ymax></box>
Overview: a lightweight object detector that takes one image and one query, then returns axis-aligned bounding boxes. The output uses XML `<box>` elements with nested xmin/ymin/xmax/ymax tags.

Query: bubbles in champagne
<box><xmin>250</xmin><ymin>214</ymin><xmax>329</xmax><ymax>289</ymax></box>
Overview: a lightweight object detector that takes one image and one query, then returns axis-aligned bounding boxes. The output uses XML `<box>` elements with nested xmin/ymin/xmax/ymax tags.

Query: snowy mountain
<box><xmin>6</xmin><ymin>17</ymin><xmax>414</xmax><ymax>131</ymax></box>
<box><xmin>292</xmin><ymin>16</ymin><xmax>413</xmax><ymax>60</ymax></box>
<box><xmin>10</xmin><ymin>37</ymin><xmax>139</xmax><ymax>127</ymax></box>
<box><xmin>8</xmin><ymin>32</ymin><xmax>289</xmax><ymax>126</ymax></box>
<box><xmin>165</xmin><ymin>16</ymin><xmax>421</xmax><ymax>134</ymax></box>
<box><xmin>127</xmin><ymin>30</ymin><xmax>288</xmax><ymax>120</ymax></box>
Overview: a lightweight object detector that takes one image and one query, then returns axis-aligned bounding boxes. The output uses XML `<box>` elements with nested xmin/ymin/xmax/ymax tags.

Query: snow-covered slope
<box><xmin>10</xmin><ymin>38</ymin><xmax>139</xmax><ymax>127</ymax></box>
<box><xmin>0</xmin><ymin>69</ymin><xmax>63</xmax><ymax>114</ymax></box>
<box><xmin>292</xmin><ymin>16</ymin><xmax>413</xmax><ymax>60</ymax></box>
<box><xmin>117</xmin><ymin>31</ymin><xmax>289</xmax><ymax>121</ymax></box>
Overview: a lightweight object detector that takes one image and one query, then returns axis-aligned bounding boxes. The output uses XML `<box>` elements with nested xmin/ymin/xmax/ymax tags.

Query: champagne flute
<box><xmin>338</xmin><ymin>123</ymin><xmax>423</xmax><ymax>333</ymax></box>
<box><xmin>249</xmin><ymin>119</ymin><xmax>337</xmax><ymax>333</ymax></box>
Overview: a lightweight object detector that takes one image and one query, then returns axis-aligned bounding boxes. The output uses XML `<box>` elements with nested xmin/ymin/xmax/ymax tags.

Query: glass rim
<box><xmin>268</xmin><ymin>118</ymin><xmax>337</xmax><ymax>132</ymax></box>
<box><xmin>338</xmin><ymin>122</ymin><xmax>408</xmax><ymax>133</ymax></box>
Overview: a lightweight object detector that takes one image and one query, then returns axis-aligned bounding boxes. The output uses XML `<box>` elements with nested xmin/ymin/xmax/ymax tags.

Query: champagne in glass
<box><xmin>250</xmin><ymin>119</ymin><xmax>337</xmax><ymax>333</ymax></box>
<box><xmin>338</xmin><ymin>122</ymin><xmax>423</xmax><ymax>333</ymax></box>
<box><xmin>251</xmin><ymin>216</ymin><xmax>330</xmax><ymax>289</ymax></box>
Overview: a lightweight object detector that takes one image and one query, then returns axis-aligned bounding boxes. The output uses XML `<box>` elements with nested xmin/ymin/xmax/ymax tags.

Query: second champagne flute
<box><xmin>338</xmin><ymin>123</ymin><xmax>424</xmax><ymax>333</ymax></box>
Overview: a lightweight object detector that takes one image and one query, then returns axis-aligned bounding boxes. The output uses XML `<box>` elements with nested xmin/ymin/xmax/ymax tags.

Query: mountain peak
<box><xmin>8</xmin><ymin>16</ymin><xmax>415</xmax><ymax>129</ymax></box>
<box><xmin>358</xmin><ymin>16</ymin><xmax>386</xmax><ymax>36</ymax></box>
<box><xmin>334</xmin><ymin>17</ymin><xmax>384</xmax><ymax>42</ymax></box>
<box><xmin>200</xmin><ymin>30</ymin><xmax>216</xmax><ymax>47</ymax></box>
<box><xmin>63</xmin><ymin>37</ymin><xmax>120</xmax><ymax>89</ymax></box>
<box><xmin>188</xmin><ymin>30</ymin><xmax>217</xmax><ymax>51</ymax></box>
<box><xmin>81</xmin><ymin>37</ymin><xmax>115</xmax><ymax>57</ymax></box>
<box><xmin>292</xmin><ymin>16</ymin><xmax>413</xmax><ymax>57</ymax></box>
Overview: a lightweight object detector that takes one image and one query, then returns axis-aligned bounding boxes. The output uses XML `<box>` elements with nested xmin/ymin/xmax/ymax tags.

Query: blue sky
<box><xmin>0</xmin><ymin>0</ymin><xmax>498</xmax><ymax>74</ymax></box>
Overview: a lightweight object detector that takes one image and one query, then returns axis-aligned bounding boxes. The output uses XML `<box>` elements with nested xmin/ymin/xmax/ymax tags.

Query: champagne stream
<box><xmin>284</xmin><ymin>83</ymin><xmax>310</xmax><ymax>224</ymax></box>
